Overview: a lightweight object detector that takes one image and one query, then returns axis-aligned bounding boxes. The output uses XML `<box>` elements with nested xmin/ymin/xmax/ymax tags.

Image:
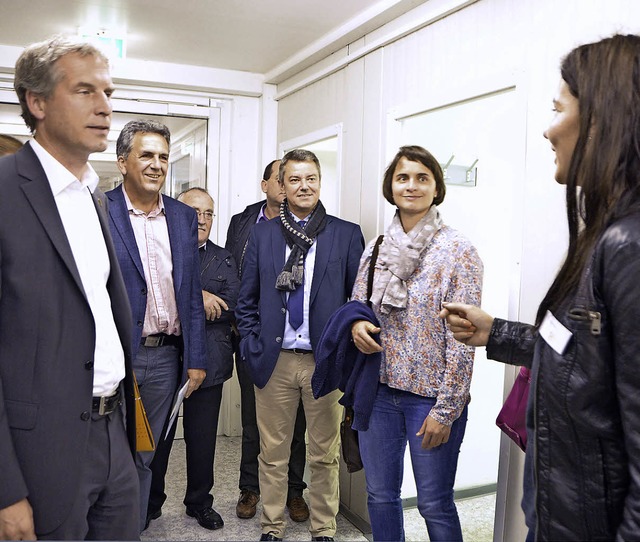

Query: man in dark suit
<box><xmin>0</xmin><ymin>36</ymin><xmax>139</xmax><ymax>540</ymax></box>
<box><xmin>147</xmin><ymin>188</ymin><xmax>239</xmax><ymax>531</ymax></box>
<box><xmin>106</xmin><ymin>120</ymin><xmax>207</xmax><ymax>532</ymax></box>
<box><xmin>225</xmin><ymin>159</ymin><xmax>309</xmax><ymax>522</ymax></box>
<box><xmin>236</xmin><ymin>149</ymin><xmax>364</xmax><ymax>542</ymax></box>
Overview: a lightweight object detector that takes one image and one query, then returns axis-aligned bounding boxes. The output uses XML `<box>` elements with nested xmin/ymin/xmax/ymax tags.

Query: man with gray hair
<box><xmin>0</xmin><ymin>35</ymin><xmax>139</xmax><ymax>540</ymax></box>
<box><xmin>106</xmin><ymin>119</ymin><xmax>207</xmax><ymax>533</ymax></box>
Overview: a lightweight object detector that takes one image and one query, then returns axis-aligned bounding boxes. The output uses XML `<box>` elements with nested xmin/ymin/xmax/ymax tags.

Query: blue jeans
<box><xmin>359</xmin><ymin>384</ymin><xmax>468</xmax><ymax>542</ymax></box>
<box><xmin>133</xmin><ymin>344</ymin><xmax>180</xmax><ymax>532</ymax></box>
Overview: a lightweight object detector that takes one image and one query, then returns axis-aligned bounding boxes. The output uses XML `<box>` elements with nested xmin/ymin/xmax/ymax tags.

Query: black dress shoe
<box><xmin>143</xmin><ymin>508</ymin><xmax>162</xmax><ymax>531</ymax></box>
<box><xmin>259</xmin><ymin>533</ymin><xmax>282</xmax><ymax>541</ymax></box>
<box><xmin>311</xmin><ymin>537</ymin><xmax>335</xmax><ymax>541</ymax></box>
<box><xmin>186</xmin><ymin>506</ymin><xmax>224</xmax><ymax>530</ymax></box>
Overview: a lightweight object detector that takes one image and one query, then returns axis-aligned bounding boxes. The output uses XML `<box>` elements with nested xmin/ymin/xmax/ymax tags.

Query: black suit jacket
<box><xmin>0</xmin><ymin>143</ymin><xmax>135</xmax><ymax>534</ymax></box>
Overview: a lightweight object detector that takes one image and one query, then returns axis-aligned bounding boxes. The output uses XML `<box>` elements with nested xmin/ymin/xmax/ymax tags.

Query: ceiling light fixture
<box><xmin>78</xmin><ymin>27</ymin><xmax>127</xmax><ymax>60</ymax></box>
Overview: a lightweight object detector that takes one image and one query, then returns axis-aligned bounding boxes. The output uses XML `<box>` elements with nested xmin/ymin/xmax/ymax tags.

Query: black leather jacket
<box><xmin>487</xmin><ymin>212</ymin><xmax>640</xmax><ymax>541</ymax></box>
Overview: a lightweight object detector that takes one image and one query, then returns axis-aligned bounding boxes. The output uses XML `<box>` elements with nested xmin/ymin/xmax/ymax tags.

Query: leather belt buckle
<box><xmin>143</xmin><ymin>335</ymin><xmax>163</xmax><ymax>347</ymax></box>
<box><xmin>97</xmin><ymin>395</ymin><xmax>109</xmax><ymax>416</ymax></box>
<box><xmin>284</xmin><ymin>348</ymin><xmax>312</xmax><ymax>355</ymax></box>
<box><xmin>93</xmin><ymin>389</ymin><xmax>120</xmax><ymax>415</ymax></box>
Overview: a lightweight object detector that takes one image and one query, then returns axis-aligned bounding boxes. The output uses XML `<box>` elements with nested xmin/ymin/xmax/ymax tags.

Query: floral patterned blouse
<box><xmin>352</xmin><ymin>225</ymin><xmax>483</xmax><ymax>425</ymax></box>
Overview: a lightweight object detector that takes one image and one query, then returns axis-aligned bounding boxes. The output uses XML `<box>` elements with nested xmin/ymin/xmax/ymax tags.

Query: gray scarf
<box><xmin>370</xmin><ymin>206</ymin><xmax>443</xmax><ymax>314</ymax></box>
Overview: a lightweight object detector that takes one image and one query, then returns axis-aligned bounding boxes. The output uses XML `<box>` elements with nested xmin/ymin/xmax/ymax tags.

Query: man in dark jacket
<box><xmin>236</xmin><ymin>149</ymin><xmax>365</xmax><ymax>541</ymax></box>
<box><xmin>147</xmin><ymin>188</ymin><xmax>239</xmax><ymax>531</ymax></box>
<box><xmin>106</xmin><ymin>120</ymin><xmax>207</xmax><ymax>532</ymax></box>
<box><xmin>0</xmin><ymin>35</ymin><xmax>138</xmax><ymax>541</ymax></box>
<box><xmin>225</xmin><ymin>160</ymin><xmax>309</xmax><ymax>522</ymax></box>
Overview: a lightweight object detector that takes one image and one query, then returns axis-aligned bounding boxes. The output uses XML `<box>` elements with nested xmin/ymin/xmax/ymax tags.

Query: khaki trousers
<box><xmin>255</xmin><ymin>349</ymin><xmax>343</xmax><ymax>538</ymax></box>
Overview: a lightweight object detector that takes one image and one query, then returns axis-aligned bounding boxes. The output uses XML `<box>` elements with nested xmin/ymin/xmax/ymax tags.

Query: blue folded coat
<box><xmin>312</xmin><ymin>300</ymin><xmax>382</xmax><ymax>431</ymax></box>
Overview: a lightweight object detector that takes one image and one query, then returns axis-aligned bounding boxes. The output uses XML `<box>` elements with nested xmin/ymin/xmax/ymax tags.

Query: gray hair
<box><xmin>14</xmin><ymin>35</ymin><xmax>109</xmax><ymax>133</ymax></box>
<box><xmin>177</xmin><ymin>187</ymin><xmax>213</xmax><ymax>204</ymax></box>
<box><xmin>116</xmin><ymin>119</ymin><xmax>171</xmax><ymax>160</ymax></box>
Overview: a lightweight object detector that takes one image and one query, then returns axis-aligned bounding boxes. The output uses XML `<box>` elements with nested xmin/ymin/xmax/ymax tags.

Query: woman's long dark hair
<box><xmin>536</xmin><ymin>34</ymin><xmax>640</xmax><ymax>324</ymax></box>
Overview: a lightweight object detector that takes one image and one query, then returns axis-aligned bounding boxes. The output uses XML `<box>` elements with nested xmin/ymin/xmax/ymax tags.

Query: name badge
<box><xmin>539</xmin><ymin>310</ymin><xmax>572</xmax><ymax>355</ymax></box>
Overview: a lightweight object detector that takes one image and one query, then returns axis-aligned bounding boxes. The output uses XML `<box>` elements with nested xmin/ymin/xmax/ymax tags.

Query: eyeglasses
<box><xmin>195</xmin><ymin>211</ymin><xmax>215</xmax><ymax>220</ymax></box>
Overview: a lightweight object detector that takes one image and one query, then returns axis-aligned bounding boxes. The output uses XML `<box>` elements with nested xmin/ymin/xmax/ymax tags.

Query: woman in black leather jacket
<box><xmin>441</xmin><ymin>34</ymin><xmax>640</xmax><ymax>541</ymax></box>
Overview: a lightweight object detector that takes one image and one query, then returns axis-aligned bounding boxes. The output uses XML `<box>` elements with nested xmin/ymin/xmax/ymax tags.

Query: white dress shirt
<box><xmin>31</xmin><ymin>140</ymin><xmax>125</xmax><ymax>396</ymax></box>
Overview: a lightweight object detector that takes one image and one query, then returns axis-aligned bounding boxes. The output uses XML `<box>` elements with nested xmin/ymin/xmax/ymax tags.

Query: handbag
<box><xmin>495</xmin><ymin>365</ymin><xmax>531</xmax><ymax>452</ymax></box>
<box><xmin>133</xmin><ymin>373</ymin><xmax>155</xmax><ymax>452</ymax></box>
<box><xmin>340</xmin><ymin>235</ymin><xmax>384</xmax><ymax>473</ymax></box>
<box><xmin>340</xmin><ymin>405</ymin><xmax>363</xmax><ymax>473</ymax></box>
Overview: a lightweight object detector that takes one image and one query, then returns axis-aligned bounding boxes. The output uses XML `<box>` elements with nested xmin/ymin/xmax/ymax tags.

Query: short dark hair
<box><xmin>382</xmin><ymin>146</ymin><xmax>446</xmax><ymax>206</ymax></box>
<box><xmin>278</xmin><ymin>149</ymin><xmax>321</xmax><ymax>183</ymax></box>
<box><xmin>262</xmin><ymin>159</ymin><xmax>280</xmax><ymax>181</ymax></box>
<box><xmin>14</xmin><ymin>35</ymin><xmax>109</xmax><ymax>133</ymax></box>
<box><xmin>116</xmin><ymin>119</ymin><xmax>171</xmax><ymax>160</ymax></box>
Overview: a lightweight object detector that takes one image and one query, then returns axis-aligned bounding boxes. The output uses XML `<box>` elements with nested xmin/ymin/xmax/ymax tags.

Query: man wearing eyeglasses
<box><xmin>147</xmin><ymin>188</ymin><xmax>239</xmax><ymax>532</ymax></box>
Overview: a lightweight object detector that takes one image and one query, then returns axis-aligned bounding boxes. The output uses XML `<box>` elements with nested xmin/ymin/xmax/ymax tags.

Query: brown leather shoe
<box><xmin>286</xmin><ymin>496</ymin><xmax>310</xmax><ymax>522</ymax></box>
<box><xmin>236</xmin><ymin>490</ymin><xmax>260</xmax><ymax>519</ymax></box>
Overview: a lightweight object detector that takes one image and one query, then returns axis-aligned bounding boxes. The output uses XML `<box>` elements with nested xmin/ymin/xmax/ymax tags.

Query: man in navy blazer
<box><xmin>106</xmin><ymin>120</ymin><xmax>206</xmax><ymax>532</ymax></box>
<box><xmin>0</xmin><ymin>36</ymin><xmax>139</xmax><ymax>540</ymax></box>
<box><xmin>225</xmin><ymin>160</ymin><xmax>308</xmax><ymax>522</ymax></box>
<box><xmin>236</xmin><ymin>149</ymin><xmax>364</xmax><ymax>541</ymax></box>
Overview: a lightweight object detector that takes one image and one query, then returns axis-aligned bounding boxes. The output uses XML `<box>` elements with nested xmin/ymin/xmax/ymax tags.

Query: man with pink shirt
<box><xmin>106</xmin><ymin>119</ymin><xmax>207</xmax><ymax>533</ymax></box>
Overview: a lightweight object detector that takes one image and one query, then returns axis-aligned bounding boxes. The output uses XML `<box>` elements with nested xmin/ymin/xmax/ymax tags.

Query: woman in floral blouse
<box><xmin>351</xmin><ymin>145</ymin><xmax>483</xmax><ymax>542</ymax></box>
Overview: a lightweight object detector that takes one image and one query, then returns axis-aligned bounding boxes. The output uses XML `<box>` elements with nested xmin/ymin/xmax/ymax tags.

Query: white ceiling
<box><xmin>0</xmin><ymin>0</ymin><xmax>425</xmax><ymax>80</ymax></box>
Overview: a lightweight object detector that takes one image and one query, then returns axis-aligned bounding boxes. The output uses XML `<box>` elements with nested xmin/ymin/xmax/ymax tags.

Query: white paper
<box><xmin>539</xmin><ymin>310</ymin><xmax>572</xmax><ymax>356</ymax></box>
<box><xmin>165</xmin><ymin>381</ymin><xmax>190</xmax><ymax>439</ymax></box>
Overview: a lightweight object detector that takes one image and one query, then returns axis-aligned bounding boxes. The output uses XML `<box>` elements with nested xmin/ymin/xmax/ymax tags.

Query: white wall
<box><xmin>276</xmin><ymin>0</ymin><xmax>640</xmax><ymax>538</ymax></box>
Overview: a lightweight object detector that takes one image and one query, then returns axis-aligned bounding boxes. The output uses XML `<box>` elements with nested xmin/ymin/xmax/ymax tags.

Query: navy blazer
<box><xmin>200</xmin><ymin>240</ymin><xmax>239</xmax><ymax>387</ymax></box>
<box><xmin>106</xmin><ymin>184</ymin><xmax>206</xmax><ymax>381</ymax></box>
<box><xmin>235</xmin><ymin>213</ymin><xmax>364</xmax><ymax>388</ymax></box>
<box><xmin>0</xmin><ymin>144</ymin><xmax>135</xmax><ymax>534</ymax></box>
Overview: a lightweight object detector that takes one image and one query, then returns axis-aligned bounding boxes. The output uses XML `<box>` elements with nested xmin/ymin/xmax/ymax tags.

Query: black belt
<box><xmin>92</xmin><ymin>389</ymin><xmax>121</xmax><ymax>416</ymax></box>
<box><xmin>282</xmin><ymin>348</ymin><xmax>313</xmax><ymax>355</ymax></box>
<box><xmin>141</xmin><ymin>333</ymin><xmax>182</xmax><ymax>347</ymax></box>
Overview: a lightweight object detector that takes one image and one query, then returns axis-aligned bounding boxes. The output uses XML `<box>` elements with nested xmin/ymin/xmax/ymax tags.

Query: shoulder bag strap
<box><xmin>366</xmin><ymin>235</ymin><xmax>384</xmax><ymax>307</ymax></box>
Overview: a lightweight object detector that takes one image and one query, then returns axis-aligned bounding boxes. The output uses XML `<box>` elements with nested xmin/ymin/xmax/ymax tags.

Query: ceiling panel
<box><xmin>0</xmin><ymin>0</ymin><xmax>422</xmax><ymax>74</ymax></box>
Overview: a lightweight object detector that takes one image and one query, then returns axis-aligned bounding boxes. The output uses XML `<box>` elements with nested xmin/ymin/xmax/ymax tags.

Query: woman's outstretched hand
<box><xmin>439</xmin><ymin>302</ymin><xmax>494</xmax><ymax>347</ymax></box>
<box><xmin>351</xmin><ymin>320</ymin><xmax>383</xmax><ymax>354</ymax></box>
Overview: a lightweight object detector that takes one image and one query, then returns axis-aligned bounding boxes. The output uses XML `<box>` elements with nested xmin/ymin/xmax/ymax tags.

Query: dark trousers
<box><xmin>40</xmin><ymin>406</ymin><xmax>140</xmax><ymax>540</ymax></box>
<box><xmin>149</xmin><ymin>383</ymin><xmax>224</xmax><ymax>513</ymax></box>
<box><xmin>236</xmin><ymin>353</ymin><xmax>307</xmax><ymax>499</ymax></box>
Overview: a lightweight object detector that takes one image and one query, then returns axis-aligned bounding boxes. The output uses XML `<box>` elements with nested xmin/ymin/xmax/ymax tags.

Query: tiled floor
<box><xmin>142</xmin><ymin>436</ymin><xmax>495</xmax><ymax>541</ymax></box>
